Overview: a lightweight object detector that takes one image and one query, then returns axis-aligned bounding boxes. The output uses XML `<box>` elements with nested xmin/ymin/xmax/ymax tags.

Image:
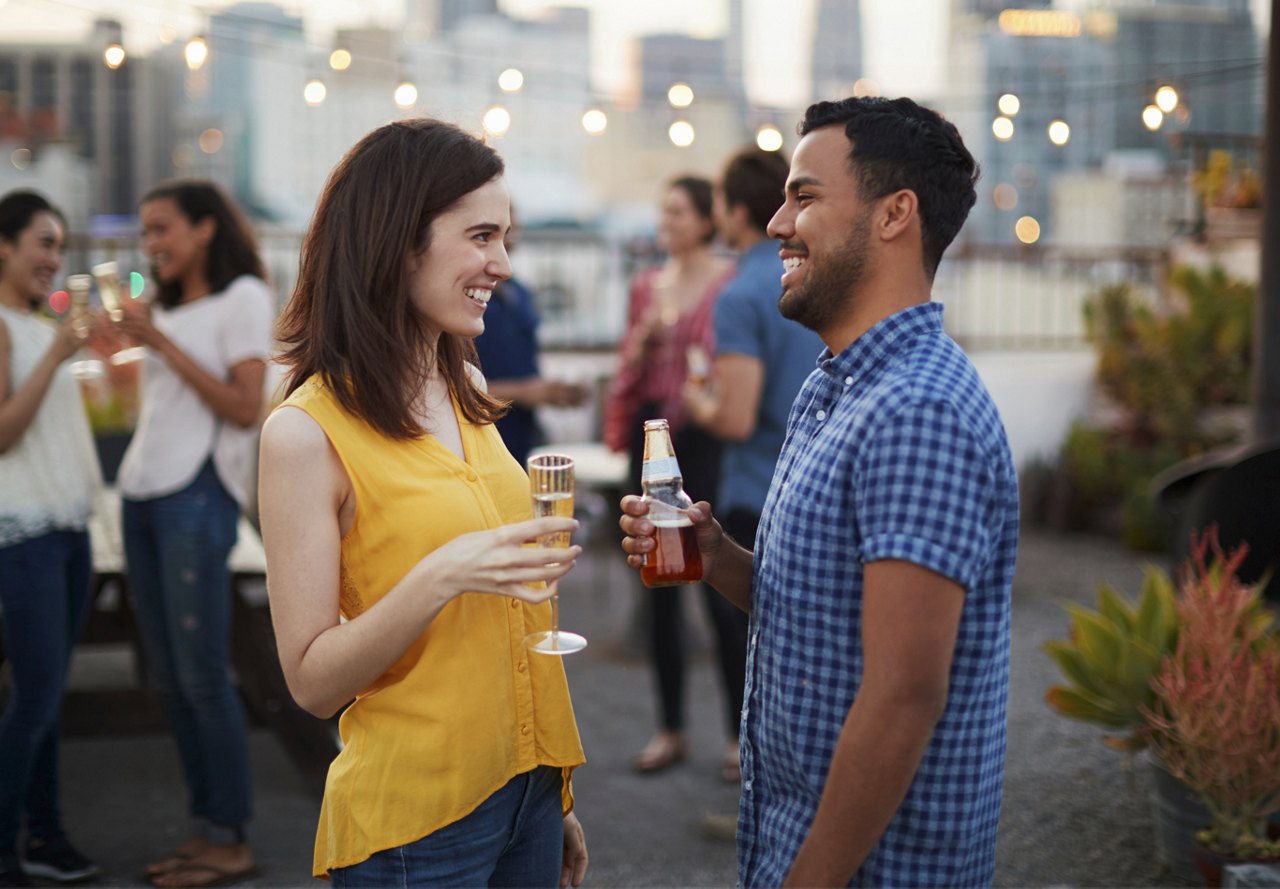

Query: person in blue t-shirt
<box><xmin>683</xmin><ymin>147</ymin><xmax>824</xmax><ymax>785</ymax></box>
<box><xmin>473</xmin><ymin>212</ymin><xmax>586</xmax><ymax>466</ymax></box>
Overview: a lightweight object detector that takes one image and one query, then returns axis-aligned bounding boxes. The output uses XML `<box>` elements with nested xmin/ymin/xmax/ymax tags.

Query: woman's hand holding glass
<box><xmin>422</xmin><ymin>516</ymin><xmax>581</xmax><ymax>604</ymax></box>
<box><xmin>93</xmin><ymin>261</ymin><xmax>150</xmax><ymax>365</ymax></box>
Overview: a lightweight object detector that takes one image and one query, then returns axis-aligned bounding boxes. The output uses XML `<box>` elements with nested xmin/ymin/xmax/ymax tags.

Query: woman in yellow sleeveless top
<box><xmin>257</xmin><ymin>119</ymin><xmax>588</xmax><ymax>888</ymax></box>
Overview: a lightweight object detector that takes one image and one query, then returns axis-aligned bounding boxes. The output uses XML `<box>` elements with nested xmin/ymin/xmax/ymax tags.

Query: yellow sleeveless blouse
<box><xmin>280</xmin><ymin>376</ymin><xmax>585</xmax><ymax>876</ymax></box>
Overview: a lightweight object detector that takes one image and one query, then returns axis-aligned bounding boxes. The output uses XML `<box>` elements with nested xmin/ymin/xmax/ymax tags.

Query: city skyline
<box><xmin>1</xmin><ymin>0</ymin><xmax>945</xmax><ymax>107</ymax></box>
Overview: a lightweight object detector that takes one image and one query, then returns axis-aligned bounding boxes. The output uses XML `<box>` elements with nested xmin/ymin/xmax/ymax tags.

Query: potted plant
<box><xmin>1043</xmin><ymin>564</ymin><xmax>1180</xmax><ymax>751</ymax></box>
<box><xmin>1143</xmin><ymin>533</ymin><xmax>1280</xmax><ymax>885</ymax></box>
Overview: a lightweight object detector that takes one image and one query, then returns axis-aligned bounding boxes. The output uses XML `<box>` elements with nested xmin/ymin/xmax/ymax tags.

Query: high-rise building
<box><xmin>0</xmin><ymin>18</ymin><xmax>146</xmax><ymax>218</ymax></box>
<box><xmin>958</xmin><ymin>0</ymin><xmax>1261</xmax><ymax>244</ymax></box>
<box><xmin>638</xmin><ymin>34</ymin><xmax>736</xmax><ymax>105</ymax></box>
<box><xmin>810</xmin><ymin>0</ymin><xmax>863</xmax><ymax>102</ymax></box>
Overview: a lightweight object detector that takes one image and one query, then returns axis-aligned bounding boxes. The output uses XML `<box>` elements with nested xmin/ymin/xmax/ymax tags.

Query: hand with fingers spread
<box><xmin>425</xmin><ymin>516</ymin><xmax>581</xmax><ymax>604</ymax></box>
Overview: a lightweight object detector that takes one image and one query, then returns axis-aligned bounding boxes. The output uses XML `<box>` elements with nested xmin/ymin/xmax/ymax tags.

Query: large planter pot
<box><xmin>1148</xmin><ymin>752</ymin><xmax>1212</xmax><ymax>881</ymax></box>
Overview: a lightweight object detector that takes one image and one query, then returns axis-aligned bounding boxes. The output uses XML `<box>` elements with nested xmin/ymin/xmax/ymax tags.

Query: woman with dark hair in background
<box><xmin>603</xmin><ymin>176</ymin><xmax>735</xmax><ymax>776</ymax></box>
<box><xmin>258</xmin><ymin>118</ymin><xmax>587</xmax><ymax>888</ymax></box>
<box><xmin>0</xmin><ymin>190</ymin><xmax>100</xmax><ymax>887</ymax></box>
<box><xmin>114</xmin><ymin>180</ymin><xmax>274</xmax><ymax>888</ymax></box>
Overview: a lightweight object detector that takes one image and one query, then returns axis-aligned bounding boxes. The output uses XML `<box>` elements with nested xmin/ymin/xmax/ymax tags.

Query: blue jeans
<box><xmin>0</xmin><ymin>529</ymin><xmax>94</xmax><ymax>851</ymax></box>
<box><xmin>122</xmin><ymin>461</ymin><xmax>251</xmax><ymax>831</ymax></box>
<box><xmin>330</xmin><ymin>767</ymin><xmax>565</xmax><ymax>888</ymax></box>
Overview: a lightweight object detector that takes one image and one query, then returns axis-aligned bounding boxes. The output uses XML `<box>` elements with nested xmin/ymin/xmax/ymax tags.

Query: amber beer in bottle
<box><xmin>639</xmin><ymin>419</ymin><xmax>703</xmax><ymax>587</ymax></box>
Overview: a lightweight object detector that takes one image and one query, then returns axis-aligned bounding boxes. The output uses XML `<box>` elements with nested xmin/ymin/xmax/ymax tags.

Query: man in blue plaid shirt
<box><xmin>621</xmin><ymin>96</ymin><xmax>1019</xmax><ymax>888</ymax></box>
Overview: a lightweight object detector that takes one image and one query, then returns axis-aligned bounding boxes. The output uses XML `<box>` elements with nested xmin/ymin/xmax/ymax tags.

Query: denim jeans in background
<box><xmin>0</xmin><ymin>529</ymin><xmax>94</xmax><ymax>851</ymax></box>
<box><xmin>331</xmin><ymin>766</ymin><xmax>565</xmax><ymax>889</ymax></box>
<box><xmin>122</xmin><ymin>460</ymin><xmax>251</xmax><ymax>831</ymax></box>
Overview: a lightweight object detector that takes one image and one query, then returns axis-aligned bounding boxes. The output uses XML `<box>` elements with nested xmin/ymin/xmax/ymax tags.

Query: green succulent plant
<box><xmin>1044</xmin><ymin>566</ymin><xmax>1180</xmax><ymax>751</ymax></box>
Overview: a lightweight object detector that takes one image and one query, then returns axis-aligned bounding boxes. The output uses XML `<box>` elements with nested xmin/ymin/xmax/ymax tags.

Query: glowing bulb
<box><xmin>1047</xmin><ymin>119</ymin><xmax>1070</xmax><ymax>146</ymax></box>
<box><xmin>198</xmin><ymin>128</ymin><xmax>224</xmax><ymax>154</ymax></box>
<box><xmin>103</xmin><ymin>44</ymin><xmax>126</xmax><ymax>69</ymax></box>
<box><xmin>304</xmin><ymin>80</ymin><xmax>327</xmax><ymax>106</ymax></box>
<box><xmin>667</xmin><ymin>83</ymin><xmax>694</xmax><ymax>108</ymax></box>
<box><xmin>992</xmin><ymin>183</ymin><xmax>1018</xmax><ymax>211</ymax></box>
<box><xmin>184</xmin><ymin>37</ymin><xmax>208</xmax><ymax>70</ymax></box>
<box><xmin>998</xmin><ymin>93</ymin><xmax>1021</xmax><ymax>116</ymax></box>
<box><xmin>1142</xmin><ymin>105</ymin><xmax>1164</xmax><ymax>131</ymax></box>
<box><xmin>755</xmin><ymin>125</ymin><xmax>784</xmax><ymax>152</ymax></box>
<box><xmin>498</xmin><ymin>68</ymin><xmax>524</xmax><ymax>93</ymax></box>
<box><xmin>668</xmin><ymin>120</ymin><xmax>695</xmax><ymax>147</ymax></box>
<box><xmin>581</xmin><ymin>109</ymin><xmax>608</xmax><ymax>135</ymax></box>
<box><xmin>329</xmin><ymin>48</ymin><xmax>352</xmax><ymax>71</ymax></box>
<box><xmin>1155</xmin><ymin>85</ymin><xmax>1179</xmax><ymax>113</ymax></box>
<box><xmin>992</xmin><ymin>116</ymin><xmax>1014</xmax><ymax>141</ymax></box>
<box><xmin>483</xmin><ymin>106</ymin><xmax>511</xmax><ymax>136</ymax></box>
<box><xmin>394</xmin><ymin>82</ymin><xmax>418</xmax><ymax>109</ymax></box>
<box><xmin>1015</xmin><ymin>215</ymin><xmax>1041</xmax><ymax>245</ymax></box>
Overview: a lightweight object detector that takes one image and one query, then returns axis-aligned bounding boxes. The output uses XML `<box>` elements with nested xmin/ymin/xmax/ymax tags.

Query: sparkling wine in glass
<box><xmin>524</xmin><ymin>453</ymin><xmax>587</xmax><ymax>655</ymax></box>
<box><xmin>93</xmin><ymin>261</ymin><xmax>146</xmax><ymax>366</ymax></box>
<box><xmin>66</xmin><ymin>274</ymin><xmax>104</xmax><ymax>381</ymax></box>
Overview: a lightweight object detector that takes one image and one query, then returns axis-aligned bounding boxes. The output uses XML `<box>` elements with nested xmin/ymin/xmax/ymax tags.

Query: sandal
<box><xmin>632</xmin><ymin>732</ymin><xmax>687</xmax><ymax>773</ymax></box>
<box><xmin>149</xmin><ymin>861</ymin><xmax>260</xmax><ymax>888</ymax></box>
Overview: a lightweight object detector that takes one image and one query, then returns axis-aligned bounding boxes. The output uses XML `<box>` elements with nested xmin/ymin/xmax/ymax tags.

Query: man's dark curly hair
<box><xmin>799</xmin><ymin>97</ymin><xmax>979</xmax><ymax>279</ymax></box>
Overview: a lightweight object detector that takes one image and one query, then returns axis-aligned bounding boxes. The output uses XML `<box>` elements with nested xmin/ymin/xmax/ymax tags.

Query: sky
<box><xmin>0</xmin><ymin>0</ymin><xmax>951</xmax><ymax>108</ymax></box>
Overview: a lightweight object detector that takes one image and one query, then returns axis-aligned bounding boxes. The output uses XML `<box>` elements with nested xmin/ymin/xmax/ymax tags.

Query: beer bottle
<box><xmin>639</xmin><ymin>419</ymin><xmax>703</xmax><ymax>587</ymax></box>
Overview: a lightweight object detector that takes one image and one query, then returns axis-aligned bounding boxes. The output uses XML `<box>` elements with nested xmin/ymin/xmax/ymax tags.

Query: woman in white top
<box><xmin>0</xmin><ymin>191</ymin><xmax>102</xmax><ymax>887</ymax></box>
<box><xmin>112</xmin><ymin>180</ymin><xmax>273</xmax><ymax>889</ymax></box>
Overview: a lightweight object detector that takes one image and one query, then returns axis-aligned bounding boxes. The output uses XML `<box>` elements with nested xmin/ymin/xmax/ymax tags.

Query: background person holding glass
<box><xmin>602</xmin><ymin>175</ymin><xmax>736</xmax><ymax>776</ymax></box>
<box><xmin>258</xmin><ymin>118</ymin><xmax>588</xmax><ymax>889</ymax></box>
<box><xmin>114</xmin><ymin>180</ymin><xmax>274</xmax><ymax>889</ymax></box>
<box><xmin>0</xmin><ymin>191</ymin><xmax>101</xmax><ymax>887</ymax></box>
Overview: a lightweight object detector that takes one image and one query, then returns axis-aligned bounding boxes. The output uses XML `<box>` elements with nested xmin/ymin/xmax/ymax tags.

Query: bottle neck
<box><xmin>641</xmin><ymin>456</ymin><xmax>682</xmax><ymax>484</ymax></box>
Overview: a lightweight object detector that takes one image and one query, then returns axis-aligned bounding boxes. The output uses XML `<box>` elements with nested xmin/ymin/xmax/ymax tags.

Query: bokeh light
<box><xmin>498</xmin><ymin>68</ymin><xmax>524</xmax><ymax>93</ymax></box>
<box><xmin>581</xmin><ymin>109</ymin><xmax>608</xmax><ymax>135</ymax></box>
<box><xmin>103</xmin><ymin>44</ymin><xmax>126</xmax><ymax>69</ymax></box>
<box><xmin>48</xmin><ymin>290</ymin><xmax>69</xmax><ymax>314</ymax></box>
<box><xmin>394</xmin><ymin>82</ymin><xmax>418</xmax><ymax>108</ymax></box>
<box><xmin>1142</xmin><ymin>105</ymin><xmax>1164</xmax><ymax>131</ymax></box>
<box><xmin>667</xmin><ymin>83</ymin><xmax>694</xmax><ymax>108</ymax></box>
<box><xmin>130</xmin><ymin>272</ymin><xmax>145</xmax><ymax>299</ymax></box>
<box><xmin>998</xmin><ymin>93</ymin><xmax>1021</xmax><ymax>116</ymax></box>
<box><xmin>668</xmin><ymin>120</ymin><xmax>695</xmax><ymax>147</ymax></box>
<box><xmin>483</xmin><ymin>106</ymin><xmax>511</xmax><ymax>136</ymax></box>
<box><xmin>329</xmin><ymin>49</ymin><xmax>352</xmax><ymax>71</ymax></box>
<box><xmin>993</xmin><ymin>183</ymin><xmax>1018</xmax><ymax>211</ymax></box>
<box><xmin>756</xmin><ymin>124</ymin><xmax>784</xmax><ymax>152</ymax></box>
<box><xmin>992</xmin><ymin>117</ymin><xmax>1015</xmax><ymax>141</ymax></box>
<box><xmin>1015</xmin><ymin>216</ymin><xmax>1041</xmax><ymax>244</ymax></box>
<box><xmin>1047</xmin><ymin>119</ymin><xmax>1070</xmax><ymax>146</ymax></box>
<box><xmin>198</xmin><ymin>128</ymin><xmax>224</xmax><ymax>154</ymax></box>
<box><xmin>10</xmin><ymin>148</ymin><xmax>31</xmax><ymax>170</ymax></box>
<box><xmin>185</xmin><ymin>37</ymin><xmax>208</xmax><ymax>70</ymax></box>
<box><xmin>304</xmin><ymin>80</ymin><xmax>327</xmax><ymax>106</ymax></box>
<box><xmin>1155</xmin><ymin>85</ymin><xmax>1179</xmax><ymax>113</ymax></box>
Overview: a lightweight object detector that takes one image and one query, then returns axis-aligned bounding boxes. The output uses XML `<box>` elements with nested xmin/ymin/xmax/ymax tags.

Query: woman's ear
<box><xmin>195</xmin><ymin>216</ymin><xmax>217</xmax><ymax>248</ymax></box>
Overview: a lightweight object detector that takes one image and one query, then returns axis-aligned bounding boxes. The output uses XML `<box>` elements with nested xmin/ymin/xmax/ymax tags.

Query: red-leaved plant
<box><xmin>1144</xmin><ymin>531</ymin><xmax>1280</xmax><ymax>859</ymax></box>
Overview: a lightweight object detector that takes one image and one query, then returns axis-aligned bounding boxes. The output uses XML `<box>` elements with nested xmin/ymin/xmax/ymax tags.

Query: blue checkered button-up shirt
<box><xmin>738</xmin><ymin>302</ymin><xmax>1018</xmax><ymax>888</ymax></box>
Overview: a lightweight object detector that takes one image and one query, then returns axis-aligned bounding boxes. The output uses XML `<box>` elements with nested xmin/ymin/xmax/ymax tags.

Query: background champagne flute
<box><xmin>92</xmin><ymin>261</ymin><xmax>146</xmax><ymax>365</ymax></box>
<box><xmin>524</xmin><ymin>453</ymin><xmax>587</xmax><ymax>655</ymax></box>
<box><xmin>66</xmin><ymin>274</ymin><xmax>104</xmax><ymax>381</ymax></box>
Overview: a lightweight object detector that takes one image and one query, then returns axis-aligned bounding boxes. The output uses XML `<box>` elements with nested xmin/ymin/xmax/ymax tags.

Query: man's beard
<box><xmin>778</xmin><ymin>210</ymin><xmax>873</xmax><ymax>335</ymax></box>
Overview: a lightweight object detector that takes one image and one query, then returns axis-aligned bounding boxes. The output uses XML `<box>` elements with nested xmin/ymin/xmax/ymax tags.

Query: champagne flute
<box><xmin>524</xmin><ymin>453</ymin><xmax>587</xmax><ymax>655</ymax></box>
<box><xmin>66</xmin><ymin>274</ymin><xmax>104</xmax><ymax>381</ymax></box>
<box><xmin>92</xmin><ymin>261</ymin><xmax>146</xmax><ymax>366</ymax></box>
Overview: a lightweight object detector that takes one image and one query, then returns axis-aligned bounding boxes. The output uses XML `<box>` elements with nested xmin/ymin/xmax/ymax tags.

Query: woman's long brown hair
<box><xmin>140</xmin><ymin>180</ymin><xmax>266</xmax><ymax>309</ymax></box>
<box><xmin>276</xmin><ymin>118</ymin><xmax>507</xmax><ymax>439</ymax></box>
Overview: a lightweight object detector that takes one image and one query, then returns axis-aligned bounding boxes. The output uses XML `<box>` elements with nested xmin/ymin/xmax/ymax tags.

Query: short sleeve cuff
<box><xmin>861</xmin><ymin>532</ymin><xmax>976</xmax><ymax>592</ymax></box>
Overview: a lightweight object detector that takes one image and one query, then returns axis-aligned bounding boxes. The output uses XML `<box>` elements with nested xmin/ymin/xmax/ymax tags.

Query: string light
<box><xmin>668</xmin><ymin>120</ymin><xmax>695</xmax><ymax>147</ymax></box>
<box><xmin>581</xmin><ymin>108</ymin><xmax>607</xmax><ymax>135</ymax></box>
<box><xmin>303</xmin><ymin>80</ymin><xmax>327</xmax><ymax>106</ymax></box>
<box><xmin>755</xmin><ymin>124</ymin><xmax>783</xmax><ymax>152</ymax></box>
<box><xmin>184</xmin><ymin>37</ymin><xmax>208</xmax><ymax>71</ymax></box>
<box><xmin>103</xmin><ymin>44</ymin><xmax>126</xmax><ymax>69</ymax></box>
